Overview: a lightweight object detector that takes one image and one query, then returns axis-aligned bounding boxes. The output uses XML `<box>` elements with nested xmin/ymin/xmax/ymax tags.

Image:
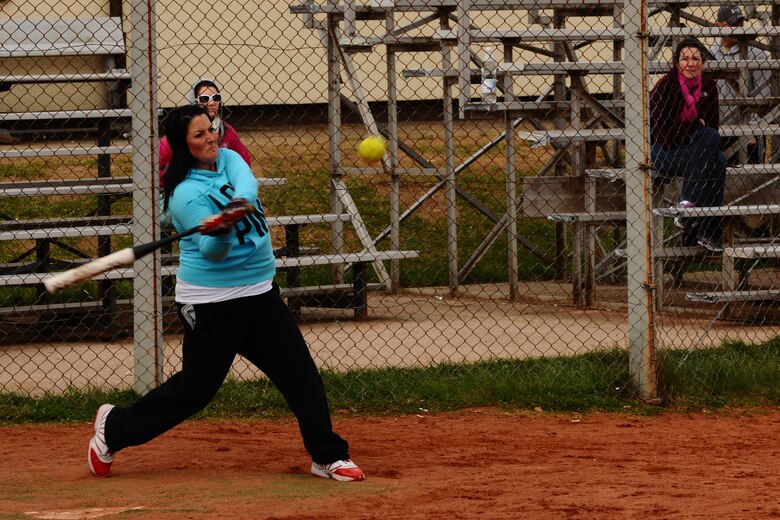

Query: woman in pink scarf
<box><xmin>650</xmin><ymin>37</ymin><xmax>726</xmax><ymax>251</ymax></box>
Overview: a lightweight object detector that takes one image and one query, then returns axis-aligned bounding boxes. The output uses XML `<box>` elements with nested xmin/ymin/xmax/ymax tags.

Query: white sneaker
<box><xmin>674</xmin><ymin>200</ymin><xmax>695</xmax><ymax>230</ymax></box>
<box><xmin>697</xmin><ymin>236</ymin><xmax>723</xmax><ymax>253</ymax></box>
<box><xmin>87</xmin><ymin>404</ymin><xmax>115</xmax><ymax>477</ymax></box>
<box><xmin>311</xmin><ymin>459</ymin><xmax>366</xmax><ymax>482</ymax></box>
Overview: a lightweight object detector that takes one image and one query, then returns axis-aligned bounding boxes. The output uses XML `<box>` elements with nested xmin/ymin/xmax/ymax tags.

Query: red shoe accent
<box><xmin>88</xmin><ymin>438</ymin><xmax>112</xmax><ymax>477</ymax></box>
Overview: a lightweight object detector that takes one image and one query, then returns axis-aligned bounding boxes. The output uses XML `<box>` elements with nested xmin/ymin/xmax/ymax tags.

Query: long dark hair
<box><xmin>162</xmin><ymin>104</ymin><xmax>209</xmax><ymax>210</ymax></box>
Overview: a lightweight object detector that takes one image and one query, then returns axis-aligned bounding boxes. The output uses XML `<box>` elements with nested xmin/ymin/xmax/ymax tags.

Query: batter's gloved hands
<box><xmin>199</xmin><ymin>198</ymin><xmax>253</xmax><ymax>236</ymax></box>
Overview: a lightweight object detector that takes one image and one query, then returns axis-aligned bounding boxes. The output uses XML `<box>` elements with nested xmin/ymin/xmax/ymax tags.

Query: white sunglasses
<box><xmin>196</xmin><ymin>93</ymin><xmax>223</xmax><ymax>104</ymax></box>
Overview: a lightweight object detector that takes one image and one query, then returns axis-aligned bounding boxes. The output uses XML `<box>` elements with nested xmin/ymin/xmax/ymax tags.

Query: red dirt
<box><xmin>1</xmin><ymin>408</ymin><xmax>779</xmax><ymax>519</ymax></box>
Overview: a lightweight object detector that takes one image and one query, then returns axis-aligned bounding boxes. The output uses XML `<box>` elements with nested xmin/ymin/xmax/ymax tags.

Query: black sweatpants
<box><xmin>104</xmin><ymin>285</ymin><xmax>350</xmax><ymax>465</ymax></box>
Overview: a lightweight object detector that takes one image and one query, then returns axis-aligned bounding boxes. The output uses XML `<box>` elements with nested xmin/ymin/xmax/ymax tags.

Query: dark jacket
<box><xmin>650</xmin><ymin>67</ymin><xmax>720</xmax><ymax>150</ymax></box>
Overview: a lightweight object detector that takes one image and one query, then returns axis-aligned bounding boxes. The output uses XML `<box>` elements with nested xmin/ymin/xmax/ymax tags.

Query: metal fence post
<box><xmin>624</xmin><ymin>0</ymin><xmax>660</xmax><ymax>402</ymax></box>
<box><xmin>129</xmin><ymin>0</ymin><xmax>164</xmax><ymax>394</ymax></box>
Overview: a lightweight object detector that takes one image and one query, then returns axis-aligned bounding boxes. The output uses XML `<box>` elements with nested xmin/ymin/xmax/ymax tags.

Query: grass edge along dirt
<box><xmin>1</xmin><ymin>336</ymin><xmax>779</xmax><ymax>424</ymax></box>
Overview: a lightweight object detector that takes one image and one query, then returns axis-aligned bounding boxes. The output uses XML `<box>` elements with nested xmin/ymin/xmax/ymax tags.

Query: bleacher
<box><xmin>0</xmin><ymin>15</ymin><xmax>418</xmax><ymax>341</ymax></box>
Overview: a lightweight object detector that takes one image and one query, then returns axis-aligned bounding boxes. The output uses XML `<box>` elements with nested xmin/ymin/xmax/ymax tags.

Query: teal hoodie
<box><xmin>168</xmin><ymin>148</ymin><xmax>275</xmax><ymax>287</ymax></box>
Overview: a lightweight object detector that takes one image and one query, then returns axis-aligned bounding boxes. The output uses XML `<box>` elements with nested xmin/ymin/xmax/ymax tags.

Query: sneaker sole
<box><xmin>698</xmin><ymin>246</ymin><xmax>723</xmax><ymax>253</ymax></box>
<box><xmin>311</xmin><ymin>466</ymin><xmax>333</xmax><ymax>479</ymax></box>
<box><xmin>311</xmin><ymin>466</ymin><xmax>365</xmax><ymax>482</ymax></box>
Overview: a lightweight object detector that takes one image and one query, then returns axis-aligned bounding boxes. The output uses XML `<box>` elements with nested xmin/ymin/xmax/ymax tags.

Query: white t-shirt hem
<box><xmin>175</xmin><ymin>278</ymin><xmax>274</xmax><ymax>304</ymax></box>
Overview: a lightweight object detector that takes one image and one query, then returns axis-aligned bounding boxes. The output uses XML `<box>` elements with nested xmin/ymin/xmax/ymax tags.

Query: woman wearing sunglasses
<box><xmin>159</xmin><ymin>78</ymin><xmax>252</xmax><ymax>180</ymax></box>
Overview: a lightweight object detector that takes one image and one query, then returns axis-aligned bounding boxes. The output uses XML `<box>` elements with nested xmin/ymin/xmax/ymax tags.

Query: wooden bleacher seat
<box><xmin>404</xmin><ymin>58</ymin><xmax>780</xmax><ymax>82</ymax></box>
<box><xmin>0</xmin><ymin>222</ymin><xmax>131</xmax><ymax>242</ymax></box>
<box><xmin>0</xmin><ymin>145</ymin><xmax>132</xmax><ymax>160</ymax></box>
<box><xmin>433</xmin><ymin>27</ymin><xmax>624</xmax><ymax>43</ymax></box>
<box><xmin>0</xmin><ymin>109</ymin><xmax>131</xmax><ymax>124</ymax></box>
<box><xmin>291</xmin><ymin>0</ymin><xmax>623</xmax><ymax>16</ymax></box>
<box><xmin>725</xmin><ymin>244</ymin><xmax>780</xmax><ymax>260</ymax></box>
<box><xmin>516</xmin><ymin>125</ymin><xmax>780</xmax><ymax>149</ymax></box>
<box><xmin>0</xmin><ymin>71</ymin><xmax>130</xmax><ymax>85</ymax></box>
<box><xmin>686</xmin><ymin>289</ymin><xmax>780</xmax><ymax>304</ymax></box>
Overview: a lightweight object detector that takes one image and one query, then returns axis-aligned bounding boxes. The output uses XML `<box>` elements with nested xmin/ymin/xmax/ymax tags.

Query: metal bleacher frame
<box><xmin>460</xmin><ymin>1</ymin><xmax>780</xmax><ymax>312</ymax></box>
<box><xmin>1</xmin><ymin>9</ymin><xmax>418</xmax><ymax>330</ymax></box>
<box><xmin>289</xmin><ymin>0</ymin><xmax>780</xmax><ymax>314</ymax></box>
<box><xmin>0</xmin><ymin>11</ymin><xmax>132</xmax><ymax>333</ymax></box>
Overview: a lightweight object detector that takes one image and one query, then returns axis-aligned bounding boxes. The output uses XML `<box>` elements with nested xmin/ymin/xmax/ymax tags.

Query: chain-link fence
<box><xmin>1</xmin><ymin>0</ymin><xmax>778</xmax><ymax>400</ymax></box>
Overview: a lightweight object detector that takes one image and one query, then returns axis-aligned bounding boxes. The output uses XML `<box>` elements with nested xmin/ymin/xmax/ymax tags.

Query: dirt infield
<box><xmin>1</xmin><ymin>408</ymin><xmax>779</xmax><ymax>519</ymax></box>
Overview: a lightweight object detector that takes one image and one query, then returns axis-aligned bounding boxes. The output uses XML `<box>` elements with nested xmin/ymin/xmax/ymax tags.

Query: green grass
<box><xmin>259</xmin><ymin>166</ymin><xmax>560</xmax><ymax>288</ymax></box>
<box><xmin>2</xmin><ymin>337</ymin><xmax>779</xmax><ymax>424</ymax></box>
<box><xmin>0</xmin><ymin>162</ymin><xmax>47</xmax><ymax>181</ymax></box>
<box><xmin>658</xmin><ymin>336</ymin><xmax>780</xmax><ymax>408</ymax></box>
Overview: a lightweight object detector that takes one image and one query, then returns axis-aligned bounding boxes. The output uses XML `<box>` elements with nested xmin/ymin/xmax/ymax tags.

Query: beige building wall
<box><xmin>0</xmin><ymin>0</ymin><xmax>736</xmax><ymax>113</ymax></box>
<box><xmin>152</xmin><ymin>5</ymin><xmax>641</xmax><ymax>107</ymax></box>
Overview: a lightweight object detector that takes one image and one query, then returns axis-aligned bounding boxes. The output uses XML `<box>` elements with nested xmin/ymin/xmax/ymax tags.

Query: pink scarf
<box><xmin>678</xmin><ymin>72</ymin><xmax>702</xmax><ymax>122</ymax></box>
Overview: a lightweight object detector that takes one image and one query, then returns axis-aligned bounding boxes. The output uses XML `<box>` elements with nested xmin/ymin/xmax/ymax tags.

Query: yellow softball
<box><xmin>357</xmin><ymin>136</ymin><xmax>387</xmax><ymax>163</ymax></box>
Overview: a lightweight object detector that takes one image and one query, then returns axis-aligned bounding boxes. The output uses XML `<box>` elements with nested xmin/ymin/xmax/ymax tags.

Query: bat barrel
<box><xmin>42</xmin><ymin>216</ymin><xmax>230</xmax><ymax>294</ymax></box>
<box><xmin>43</xmin><ymin>248</ymin><xmax>136</xmax><ymax>294</ymax></box>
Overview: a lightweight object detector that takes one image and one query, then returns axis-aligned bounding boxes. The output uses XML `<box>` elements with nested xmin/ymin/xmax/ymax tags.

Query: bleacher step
<box><xmin>724</xmin><ymin>245</ymin><xmax>780</xmax><ymax>259</ymax></box>
<box><xmin>686</xmin><ymin>290</ymin><xmax>780</xmax><ymax>304</ymax></box>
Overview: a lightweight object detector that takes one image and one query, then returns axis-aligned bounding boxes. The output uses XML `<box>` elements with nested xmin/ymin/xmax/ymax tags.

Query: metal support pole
<box><xmin>504</xmin><ymin>44</ymin><xmax>519</xmax><ymax>301</ymax></box>
<box><xmin>129</xmin><ymin>0</ymin><xmax>163</xmax><ymax>394</ymax></box>
<box><xmin>387</xmin><ymin>13</ymin><xmax>401</xmax><ymax>293</ymax></box>
<box><xmin>327</xmin><ymin>10</ymin><xmax>346</xmax><ymax>285</ymax></box>
<box><xmin>443</xmin><ymin>16</ymin><xmax>458</xmax><ymax>295</ymax></box>
<box><xmin>455</xmin><ymin>0</ymin><xmax>471</xmax><ymax>119</ymax></box>
<box><xmin>624</xmin><ymin>0</ymin><xmax>660</xmax><ymax>402</ymax></box>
